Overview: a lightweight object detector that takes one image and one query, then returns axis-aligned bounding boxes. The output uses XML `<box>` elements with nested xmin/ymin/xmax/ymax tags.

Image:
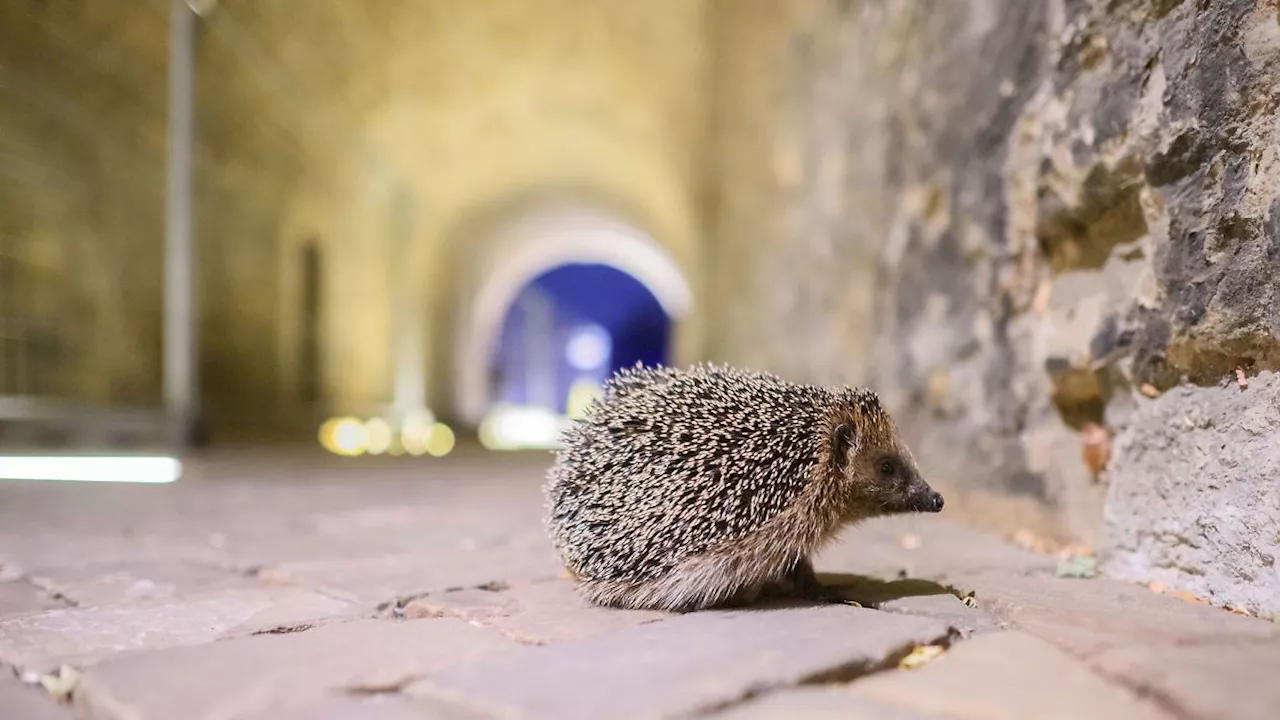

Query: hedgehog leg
<box><xmin>784</xmin><ymin>556</ymin><xmax>843</xmax><ymax>603</ymax></box>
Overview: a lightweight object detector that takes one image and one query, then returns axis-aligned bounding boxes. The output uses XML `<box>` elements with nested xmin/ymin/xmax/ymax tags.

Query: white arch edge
<box><xmin>453</xmin><ymin>210</ymin><xmax>693</xmax><ymax>427</ymax></box>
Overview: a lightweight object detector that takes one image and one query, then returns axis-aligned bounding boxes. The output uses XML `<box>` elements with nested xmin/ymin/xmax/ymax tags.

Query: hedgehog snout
<box><xmin>925</xmin><ymin>491</ymin><xmax>944</xmax><ymax>512</ymax></box>
<box><xmin>905</xmin><ymin>486</ymin><xmax>944</xmax><ymax>513</ymax></box>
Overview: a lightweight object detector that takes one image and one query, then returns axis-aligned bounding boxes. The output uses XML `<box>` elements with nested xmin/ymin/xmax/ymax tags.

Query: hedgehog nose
<box><xmin>928</xmin><ymin>492</ymin><xmax>944</xmax><ymax>512</ymax></box>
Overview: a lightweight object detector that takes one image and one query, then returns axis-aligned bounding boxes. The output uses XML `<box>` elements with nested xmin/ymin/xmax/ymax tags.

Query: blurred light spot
<box><xmin>402</xmin><ymin>435</ymin><xmax>427</xmax><ymax>456</ymax></box>
<box><xmin>0</xmin><ymin>456</ymin><xmax>181</xmax><ymax>484</ymax></box>
<box><xmin>565</xmin><ymin>324</ymin><xmax>611</xmax><ymax>371</ymax></box>
<box><xmin>364</xmin><ymin>417</ymin><xmax>393</xmax><ymax>455</ymax></box>
<box><xmin>478</xmin><ymin>404</ymin><xmax>566</xmax><ymax>450</ymax></box>
<box><xmin>400</xmin><ymin>409</ymin><xmax>436</xmax><ymax>456</ymax></box>
<box><xmin>478</xmin><ymin>414</ymin><xmax>499</xmax><ymax>450</ymax></box>
<box><xmin>566</xmin><ymin>377</ymin><xmax>603</xmax><ymax>420</ymax></box>
<box><xmin>426</xmin><ymin>422</ymin><xmax>455</xmax><ymax>457</ymax></box>
<box><xmin>319</xmin><ymin>416</ymin><xmax>368</xmax><ymax>456</ymax></box>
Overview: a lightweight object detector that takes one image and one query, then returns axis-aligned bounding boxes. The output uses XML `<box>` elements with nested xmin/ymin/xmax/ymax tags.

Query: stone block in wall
<box><xmin>1103</xmin><ymin>372</ymin><xmax>1280</xmax><ymax>617</ymax></box>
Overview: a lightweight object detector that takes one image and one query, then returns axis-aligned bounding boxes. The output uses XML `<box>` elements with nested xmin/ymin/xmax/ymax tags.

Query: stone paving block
<box><xmin>240</xmin><ymin>694</ymin><xmax>435</xmax><ymax>720</ymax></box>
<box><xmin>0</xmin><ymin>532</ymin><xmax>232</xmax><ymax>575</ymax></box>
<box><xmin>0</xmin><ymin>579</ymin><xmax>64</xmax><ymax>618</ymax></box>
<box><xmin>706</xmin><ymin>687</ymin><xmax>949</xmax><ymax>719</ymax></box>
<box><xmin>74</xmin><ymin>618</ymin><xmax>518</xmax><ymax>720</ymax></box>
<box><xmin>816</xmin><ymin>516</ymin><xmax>1055</xmax><ymax>581</ymax></box>
<box><xmin>262</xmin><ymin>542</ymin><xmax>564</xmax><ymax>607</ymax></box>
<box><xmin>846</xmin><ymin>631</ymin><xmax>1170</xmax><ymax>720</ymax></box>
<box><xmin>1092</xmin><ymin>639</ymin><xmax>1280</xmax><ymax>720</ymax></box>
<box><xmin>875</xmin><ymin>593</ymin><xmax>1005</xmax><ymax>639</ymax></box>
<box><xmin>0</xmin><ymin>680</ymin><xmax>75</xmax><ymax>720</ymax></box>
<box><xmin>24</xmin><ymin>561</ymin><xmax>260</xmax><ymax>607</ymax></box>
<box><xmin>950</xmin><ymin>571</ymin><xmax>1280</xmax><ymax>657</ymax></box>
<box><xmin>412</xmin><ymin>603</ymin><xmax>954</xmax><ymax>720</ymax></box>
<box><xmin>0</xmin><ymin>587</ymin><xmax>355</xmax><ymax>673</ymax></box>
<box><xmin>403</xmin><ymin>579</ymin><xmax>671</xmax><ymax>644</ymax></box>
<box><xmin>250</xmin><ymin>693</ymin><xmax>496</xmax><ymax>720</ymax></box>
<box><xmin>235</xmin><ymin>507</ymin><xmax>548</xmax><ymax>569</ymax></box>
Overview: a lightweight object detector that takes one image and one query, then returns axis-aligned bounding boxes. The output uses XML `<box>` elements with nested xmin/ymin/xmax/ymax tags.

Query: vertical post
<box><xmin>389</xmin><ymin>187</ymin><xmax>426</xmax><ymax>419</ymax></box>
<box><xmin>164</xmin><ymin>0</ymin><xmax>197</xmax><ymax>450</ymax></box>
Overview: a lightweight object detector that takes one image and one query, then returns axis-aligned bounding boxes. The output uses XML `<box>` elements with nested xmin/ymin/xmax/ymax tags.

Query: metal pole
<box><xmin>164</xmin><ymin>0</ymin><xmax>197</xmax><ymax>450</ymax></box>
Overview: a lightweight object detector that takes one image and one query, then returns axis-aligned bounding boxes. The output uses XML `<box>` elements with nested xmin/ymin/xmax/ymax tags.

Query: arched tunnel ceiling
<box><xmin>190</xmin><ymin>0</ymin><xmax>714</xmax><ymax>413</ymax></box>
<box><xmin>0</xmin><ymin>0</ymin><xmax>719</xmax><ymax>421</ymax></box>
<box><xmin>198</xmin><ymin>0</ymin><xmax>712</xmax><ymax>259</ymax></box>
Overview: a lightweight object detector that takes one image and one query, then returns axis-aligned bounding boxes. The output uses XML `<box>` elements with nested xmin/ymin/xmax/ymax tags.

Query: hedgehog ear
<box><xmin>830</xmin><ymin>421</ymin><xmax>855</xmax><ymax>472</ymax></box>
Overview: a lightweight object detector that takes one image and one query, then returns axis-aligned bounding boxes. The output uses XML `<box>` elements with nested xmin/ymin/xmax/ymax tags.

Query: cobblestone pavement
<box><xmin>1</xmin><ymin>448</ymin><xmax>1276</xmax><ymax>719</ymax></box>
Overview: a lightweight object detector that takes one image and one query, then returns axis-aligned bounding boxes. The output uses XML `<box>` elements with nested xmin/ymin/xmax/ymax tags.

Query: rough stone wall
<box><xmin>708</xmin><ymin>0</ymin><xmax>1280</xmax><ymax>612</ymax></box>
<box><xmin>0</xmin><ymin>2</ymin><xmax>169</xmax><ymax>406</ymax></box>
<box><xmin>193</xmin><ymin>1</ymin><xmax>375</xmax><ymax>433</ymax></box>
<box><xmin>707</xmin><ymin>0</ymin><xmax>889</xmax><ymax>387</ymax></box>
<box><xmin>0</xmin><ymin>2</ymin><xmax>352</xmax><ymax>432</ymax></box>
<box><xmin>1105</xmin><ymin>371</ymin><xmax>1280</xmax><ymax>615</ymax></box>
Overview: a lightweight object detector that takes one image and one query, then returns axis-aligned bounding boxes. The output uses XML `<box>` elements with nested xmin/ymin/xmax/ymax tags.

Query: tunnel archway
<box><xmin>451</xmin><ymin>205</ymin><xmax>692</xmax><ymax>430</ymax></box>
<box><xmin>491</xmin><ymin>263</ymin><xmax>671</xmax><ymax>413</ymax></box>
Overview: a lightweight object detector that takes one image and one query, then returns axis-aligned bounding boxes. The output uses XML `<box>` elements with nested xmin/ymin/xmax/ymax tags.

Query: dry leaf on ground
<box><xmin>39</xmin><ymin>665</ymin><xmax>79</xmax><ymax>702</ymax></box>
<box><xmin>1168</xmin><ymin>589</ymin><xmax>1210</xmax><ymax>605</ymax></box>
<box><xmin>1056</xmin><ymin>554</ymin><xmax>1098</xmax><ymax>579</ymax></box>
<box><xmin>1011</xmin><ymin>528</ymin><xmax>1056</xmax><ymax>554</ymax></box>
<box><xmin>898</xmin><ymin>644</ymin><xmax>946</xmax><ymax>670</ymax></box>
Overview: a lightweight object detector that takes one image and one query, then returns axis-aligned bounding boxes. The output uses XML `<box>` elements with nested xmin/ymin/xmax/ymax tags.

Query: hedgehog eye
<box><xmin>879</xmin><ymin>459</ymin><xmax>896</xmax><ymax>477</ymax></box>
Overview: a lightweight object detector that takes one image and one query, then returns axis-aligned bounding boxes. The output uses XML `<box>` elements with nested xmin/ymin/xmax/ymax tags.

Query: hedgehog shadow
<box><xmin>722</xmin><ymin>572</ymin><xmax>955</xmax><ymax>613</ymax></box>
<box><xmin>815</xmin><ymin>572</ymin><xmax>955</xmax><ymax>608</ymax></box>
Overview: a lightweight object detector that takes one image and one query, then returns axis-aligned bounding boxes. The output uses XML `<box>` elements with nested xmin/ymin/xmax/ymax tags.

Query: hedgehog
<box><xmin>543</xmin><ymin>362</ymin><xmax>944</xmax><ymax>612</ymax></box>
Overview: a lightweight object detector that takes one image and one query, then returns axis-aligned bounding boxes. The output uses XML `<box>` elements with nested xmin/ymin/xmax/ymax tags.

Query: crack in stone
<box><xmin>40</xmin><ymin>588</ymin><xmax>80</xmax><ymax>609</ymax></box>
<box><xmin>1003</xmin><ymin>628</ymin><xmax>1206</xmax><ymax>720</ymax></box>
<box><xmin>690</xmin><ymin>625</ymin><xmax>962</xmax><ymax>717</ymax></box>
<box><xmin>7</xmin><ymin>573</ymin><xmax>81</xmax><ymax>610</ymax></box>
<box><xmin>344</xmin><ymin>673</ymin><xmax>427</xmax><ymax>696</ymax></box>
<box><xmin>803</xmin><ymin>626</ymin><xmax>962</xmax><ymax>686</ymax></box>
<box><xmin>250</xmin><ymin>622</ymin><xmax>314</xmax><ymax>636</ymax></box>
<box><xmin>376</xmin><ymin>592</ymin><xmax>432</xmax><ymax>618</ymax></box>
<box><xmin>374</xmin><ymin>579</ymin><xmax>521</xmax><ymax>619</ymax></box>
<box><xmin>1080</xmin><ymin>663</ymin><xmax>1198</xmax><ymax>720</ymax></box>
